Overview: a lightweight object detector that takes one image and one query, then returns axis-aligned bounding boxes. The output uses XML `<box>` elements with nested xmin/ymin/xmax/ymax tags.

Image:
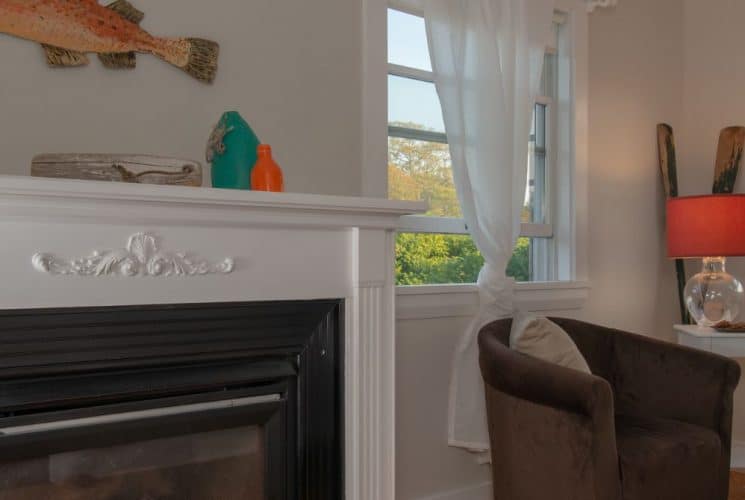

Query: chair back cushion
<box><xmin>510</xmin><ymin>311</ymin><xmax>591</xmax><ymax>374</ymax></box>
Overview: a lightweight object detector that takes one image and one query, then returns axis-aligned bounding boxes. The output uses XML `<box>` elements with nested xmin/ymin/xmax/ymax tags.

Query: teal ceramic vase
<box><xmin>206</xmin><ymin>111</ymin><xmax>261</xmax><ymax>189</ymax></box>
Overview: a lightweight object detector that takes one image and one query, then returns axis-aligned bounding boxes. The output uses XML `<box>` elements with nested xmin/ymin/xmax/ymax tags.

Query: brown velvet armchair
<box><xmin>478</xmin><ymin>318</ymin><xmax>741</xmax><ymax>500</ymax></box>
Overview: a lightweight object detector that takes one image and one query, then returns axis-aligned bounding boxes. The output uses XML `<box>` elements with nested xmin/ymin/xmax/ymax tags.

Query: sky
<box><xmin>387</xmin><ymin>9</ymin><xmax>446</xmax><ymax>133</ymax></box>
<box><xmin>387</xmin><ymin>9</ymin><xmax>537</xmax><ymax>207</ymax></box>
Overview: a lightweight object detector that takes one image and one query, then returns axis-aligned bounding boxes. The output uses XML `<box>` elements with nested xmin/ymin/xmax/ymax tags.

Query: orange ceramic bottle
<box><xmin>251</xmin><ymin>144</ymin><xmax>284</xmax><ymax>192</ymax></box>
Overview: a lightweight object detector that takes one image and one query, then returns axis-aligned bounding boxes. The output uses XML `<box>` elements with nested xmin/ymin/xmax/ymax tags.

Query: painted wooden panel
<box><xmin>0</xmin><ymin>221</ymin><xmax>353</xmax><ymax>309</ymax></box>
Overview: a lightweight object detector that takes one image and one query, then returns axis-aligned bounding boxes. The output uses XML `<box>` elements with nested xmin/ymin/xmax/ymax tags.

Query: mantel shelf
<box><xmin>0</xmin><ymin>175</ymin><xmax>426</xmax><ymax>229</ymax></box>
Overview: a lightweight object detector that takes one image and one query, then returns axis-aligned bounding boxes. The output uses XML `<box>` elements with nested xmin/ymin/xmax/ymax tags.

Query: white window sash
<box><xmin>388</xmin><ymin>125</ymin><xmax>448</xmax><ymax>144</ymax></box>
<box><xmin>535</xmin><ymin>95</ymin><xmax>554</xmax><ymax>106</ymax></box>
<box><xmin>399</xmin><ymin>215</ymin><xmax>553</xmax><ymax>239</ymax></box>
<box><xmin>388</xmin><ymin>63</ymin><xmax>434</xmax><ymax>83</ymax></box>
<box><xmin>377</xmin><ymin>1</ymin><xmax>590</xmax><ymax>285</ymax></box>
<box><xmin>386</xmin><ymin>4</ymin><xmax>579</xmax><ymax>283</ymax></box>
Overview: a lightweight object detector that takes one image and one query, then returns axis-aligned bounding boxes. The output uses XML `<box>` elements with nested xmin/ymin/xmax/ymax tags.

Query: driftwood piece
<box><xmin>657</xmin><ymin>123</ymin><xmax>690</xmax><ymax>324</ymax></box>
<box><xmin>712</xmin><ymin>126</ymin><xmax>745</xmax><ymax>194</ymax></box>
<box><xmin>31</xmin><ymin>154</ymin><xmax>202</xmax><ymax>187</ymax></box>
<box><xmin>657</xmin><ymin>124</ymin><xmax>679</xmax><ymax>198</ymax></box>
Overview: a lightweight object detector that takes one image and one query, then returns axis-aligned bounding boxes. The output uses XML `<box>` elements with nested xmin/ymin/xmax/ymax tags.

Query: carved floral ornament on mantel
<box><xmin>32</xmin><ymin>233</ymin><xmax>234</xmax><ymax>277</ymax></box>
<box><xmin>586</xmin><ymin>0</ymin><xmax>618</xmax><ymax>12</ymax></box>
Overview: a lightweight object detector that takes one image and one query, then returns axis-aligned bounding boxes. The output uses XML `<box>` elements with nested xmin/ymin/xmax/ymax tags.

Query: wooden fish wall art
<box><xmin>0</xmin><ymin>0</ymin><xmax>219</xmax><ymax>83</ymax></box>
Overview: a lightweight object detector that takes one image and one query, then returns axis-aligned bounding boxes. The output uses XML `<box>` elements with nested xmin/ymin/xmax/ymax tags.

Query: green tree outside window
<box><xmin>389</xmin><ymin>123</ymin><xmax>532</xmax><ymax>285</ymax></box>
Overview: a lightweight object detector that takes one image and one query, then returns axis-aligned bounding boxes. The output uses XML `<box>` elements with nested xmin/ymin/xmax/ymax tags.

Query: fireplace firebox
<box><xmin>0</xmin><ymin>300</ymin><xmax>343</xmax><ymax>499</ymax></box>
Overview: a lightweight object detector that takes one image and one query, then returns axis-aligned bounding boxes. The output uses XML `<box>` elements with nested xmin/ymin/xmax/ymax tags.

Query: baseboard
<box><xmin>733</xmin><ymin>441</ymin><xmax>745</xmax><ymax>468</ymax></box>
<box><xmin>407</xmin><ymin>444</ymin><xmax>745</xmax><ymax>500</ymax></box>
<box><xmin>411</xmin><ymin>482</ymin><xmax>492</xmax><ymax>500</ymax></box>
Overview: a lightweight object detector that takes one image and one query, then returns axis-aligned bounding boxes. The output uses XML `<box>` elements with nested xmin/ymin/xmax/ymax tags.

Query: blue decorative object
<box><xmin>207</xmin><ymin>111</ymin><xmax>261</xmax><ymax>189</ymax></box>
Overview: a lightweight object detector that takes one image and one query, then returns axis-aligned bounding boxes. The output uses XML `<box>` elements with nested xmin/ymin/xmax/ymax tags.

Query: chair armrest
<box><xmin>609</xmin><ymin>326</ymin><xmax>740</xmax><ymax>433</ymax></box>
<box><xmin>478</xmin><ymin>329</ymin><xmax>613</xmax><ymax>420</ymax></box>
<box><xmin>478</xmin><ymin>328</ymin><xmax>622</xmax><ymax>500</ymax></box>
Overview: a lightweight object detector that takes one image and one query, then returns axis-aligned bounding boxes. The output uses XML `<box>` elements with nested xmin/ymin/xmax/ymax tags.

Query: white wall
<box><xmin>395</xmin><ymin>305</ymin><xmax>590</xmax><ymax>500</ymax></box>
<box><xmin>4</xmin><ymin>0</ymin><xmax>736</xmax><ymax>498</ymax></box>
<box><xmin>679</xmin><ymin>0</ymin><xmax>745</xmax><ymax>273</ymax></box>
<box><xmin>678</xmin><ymin>0</ymin><xmax>745</xmax><ymax>444</ymax></box>
<box><xmin>395</xmin><ymin>1</ymin><xmax>687</xmax><ymax>498</ymax></box>
<box><xmin>0</xmin><ymin>0</ymin><xmax>362</xmax><ymax>196</ymax></box>
<box><xmin>581</xmin><ymin>0</ymin><xmax>682</xmax><ymax>340</ymax></box>
<box><xmin>679</xmin><ymin>0</ymin><xmax>745</xmax><ymax>198</ymax></box>
<box><xmin>396</xmin><ymin>315</ymin><xmax>491</xmax><ymax>500</ymax></box>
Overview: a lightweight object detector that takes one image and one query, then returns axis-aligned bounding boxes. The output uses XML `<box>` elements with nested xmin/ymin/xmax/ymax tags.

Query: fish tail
<box><xmin>152</xmin><ymin>37</ymin><xmax>219</xmax><ymax>84</ymax></box>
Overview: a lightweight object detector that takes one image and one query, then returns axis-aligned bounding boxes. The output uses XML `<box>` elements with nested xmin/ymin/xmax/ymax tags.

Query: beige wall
<box><xmin>396</xmin><ymin>316</ymin><xmax>491</xmax><ymax>499</ymax></box>
<box><xmin>5</xmin><ymin>0</ymin><xmax>741</xmax><ymax>498</ymax></box>
<box><xmin>679</xmin><ymin>0</ymin><xmax>745</xmax><ymax>274</ymax></box>
<box><xmin>678</xmin><ymin>0</ymin><xmax>745</xmax><ymax>444</ymax></box>
<box><xmin>582</xmin><ymin>0</ymin><xmax>682</xmax><ymax>339</ymax></box>
<box><xmin>0</xmin><ymin>0</ymin><xmax>362</xmax><ymax>196</ymax></box>
<box><xmin>398</xmin><ymin>3</ymin><xmax>745</xmax><ymax>495</ymax></box>
<box><xmin>396</xmin><ymin>1</ymin><xmax>689</xmax><ymax>498</ymax></box>
<box><xmin>679</xmin><ymin>0</ymin><xmax>745</xmax><ymax>197</ymax></box>
<box><xmin>396</xmin><ymin>307</ymin><xmax>591</xmax><ymax>500</ymax></box>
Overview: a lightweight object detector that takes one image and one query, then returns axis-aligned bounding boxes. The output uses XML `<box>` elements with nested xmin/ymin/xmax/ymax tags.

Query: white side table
<box><xmin>675</xmin><ymin>324</ymin><xmax>745</xmax><ymax>358</ymax></box>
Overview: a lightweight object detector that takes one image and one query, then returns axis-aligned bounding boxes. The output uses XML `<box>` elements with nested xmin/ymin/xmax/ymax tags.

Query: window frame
<box><xmin>361</xmin><ymin>0</ymin><xmax>589</xmax><ymax>296</ymax></box>
<box><xmin>386</xmin><ymin>5</ymin><xmax>559</xmax><ymax>279</ymax></box>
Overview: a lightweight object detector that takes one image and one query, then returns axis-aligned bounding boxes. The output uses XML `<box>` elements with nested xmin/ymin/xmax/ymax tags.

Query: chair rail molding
<box><xmin>586</xmin><ymin>0</ymin><xmax>617</xmax><ymax>12</ymax></box>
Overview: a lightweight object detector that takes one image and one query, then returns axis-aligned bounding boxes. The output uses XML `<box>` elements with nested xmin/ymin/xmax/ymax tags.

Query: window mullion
<box><xmin>388</xmin><ymin>63</ymin><xmax>435</xmax><ymax>83</ymax></box>
<box><xmin>398</xmin><ymin>216</ymin><xmax>553</xmax><ymax>240</ymax></box>
<box><xmin>388</xmin><ymin>126</ymin><xmax>448</xmax><ymax>144</ymax></box>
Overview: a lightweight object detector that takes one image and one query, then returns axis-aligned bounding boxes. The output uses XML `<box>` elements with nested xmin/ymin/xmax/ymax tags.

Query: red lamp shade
<box><xmin>667</xmin><ymin>194</ymin><xmax>745</xmax><ymax>258</ymax></box>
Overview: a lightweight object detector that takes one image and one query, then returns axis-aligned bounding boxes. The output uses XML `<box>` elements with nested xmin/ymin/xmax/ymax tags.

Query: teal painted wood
<box><xmin>657</xmin><ymin>124</ymin><xmax>690</xmax><ymax>324</ymax></box>
<box><xmin>207</xmin><ymin>111</ymin><xmax>261</xmax><ymax>189</ymax></box>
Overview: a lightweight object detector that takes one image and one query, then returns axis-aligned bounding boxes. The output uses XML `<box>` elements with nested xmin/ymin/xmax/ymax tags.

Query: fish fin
<box><xmin>42</xmin><ymin>44</ymin><xmax>89</xmax><ymax>67</ymax></box>
<box><xmin>106</xmin><ymin>0</ymin><xmax>145</xmax><ymax>25</ymax></box>
<box><xmin>98</xmin><ymin>52</ymin><xmax>137</xmax><ymax>69</ymax></box>
<box><xmin>97</xmin><ymin>1</ymin><xmax>142</xmax><ymax>69</ymax></box>
<box><xmin>183</xmin><ymin>38</ymin><xmax>220</xmax><ymax>83</ymax></box>
<box><xmin>153</xmin><ymin>38</ymin><xmax>219</xmax><ymax>83</ymax></box>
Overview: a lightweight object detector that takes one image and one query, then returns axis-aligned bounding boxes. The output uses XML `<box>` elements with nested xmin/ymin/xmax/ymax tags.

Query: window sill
<box><xmin>395</xmin><ymin>281</ymin><xmax>590</xmax><ymax>320</ymax></box>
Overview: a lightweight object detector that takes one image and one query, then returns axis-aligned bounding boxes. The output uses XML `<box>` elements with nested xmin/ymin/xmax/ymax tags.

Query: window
<box><xmin>388</xmin><ymin>6</ymin><xmax>569</xmax><ymax>286</ymax></box>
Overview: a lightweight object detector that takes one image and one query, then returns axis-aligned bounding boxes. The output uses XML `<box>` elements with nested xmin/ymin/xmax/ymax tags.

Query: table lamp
<box><xmin>667</xmin><ymin>195</ymin><xmax>745</xmax><ymax>326</ymax></box>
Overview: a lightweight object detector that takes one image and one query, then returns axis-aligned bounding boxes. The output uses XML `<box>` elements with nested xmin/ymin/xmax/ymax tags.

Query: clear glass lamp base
<box><xmin>685</xmin><ymin>257</ymin><xmax>745</xmax><ymax>327</ymax></box>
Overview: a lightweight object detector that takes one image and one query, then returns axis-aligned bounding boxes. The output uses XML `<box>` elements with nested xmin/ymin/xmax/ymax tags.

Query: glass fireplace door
<box><xmin>0</xmin><ymin>394</ymin><xmax>286</xmax><ymax>500</ymax></box>
<box><xmin>1</xmin><ymin>425</ymin><xmax>264</xmax><ymax>500</ymax></box>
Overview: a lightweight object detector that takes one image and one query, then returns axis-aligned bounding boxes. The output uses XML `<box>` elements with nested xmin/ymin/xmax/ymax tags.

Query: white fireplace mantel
<box><xmin>0</xmin><ymin>175</ymin><xmax>426</xmax><ymax>500</ymax></box>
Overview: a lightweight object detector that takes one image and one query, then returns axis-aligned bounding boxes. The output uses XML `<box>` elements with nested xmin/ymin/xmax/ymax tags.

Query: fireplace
<box><xmin>0</xmin><ymin>300</ymin><xmax>344</xmax><ymax>499</ymax></box>
<box><xmin>0</xmin><ymin>176</ymin><xmax>424</xmax><ymax>499</ymax></box>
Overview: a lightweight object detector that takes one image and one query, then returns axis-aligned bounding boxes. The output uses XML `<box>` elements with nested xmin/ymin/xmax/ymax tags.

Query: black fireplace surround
<box><xmin>0</xmin><ymin>300</ymin><xmax>344</xmax><ymax>499</ymax></box>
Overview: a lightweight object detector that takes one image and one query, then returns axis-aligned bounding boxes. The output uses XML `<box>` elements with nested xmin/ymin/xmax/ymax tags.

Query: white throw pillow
<box><xmin>509</xmin><ymin>311</ymin><xmax>591</xmax><ymax>374</ymax></box>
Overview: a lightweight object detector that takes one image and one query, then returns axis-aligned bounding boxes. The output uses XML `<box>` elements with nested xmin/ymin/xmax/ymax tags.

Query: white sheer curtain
<box><xmin>423</xmin><ymin>0</ymin><xmax>555</xmax><ymax>453</ymax></box>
